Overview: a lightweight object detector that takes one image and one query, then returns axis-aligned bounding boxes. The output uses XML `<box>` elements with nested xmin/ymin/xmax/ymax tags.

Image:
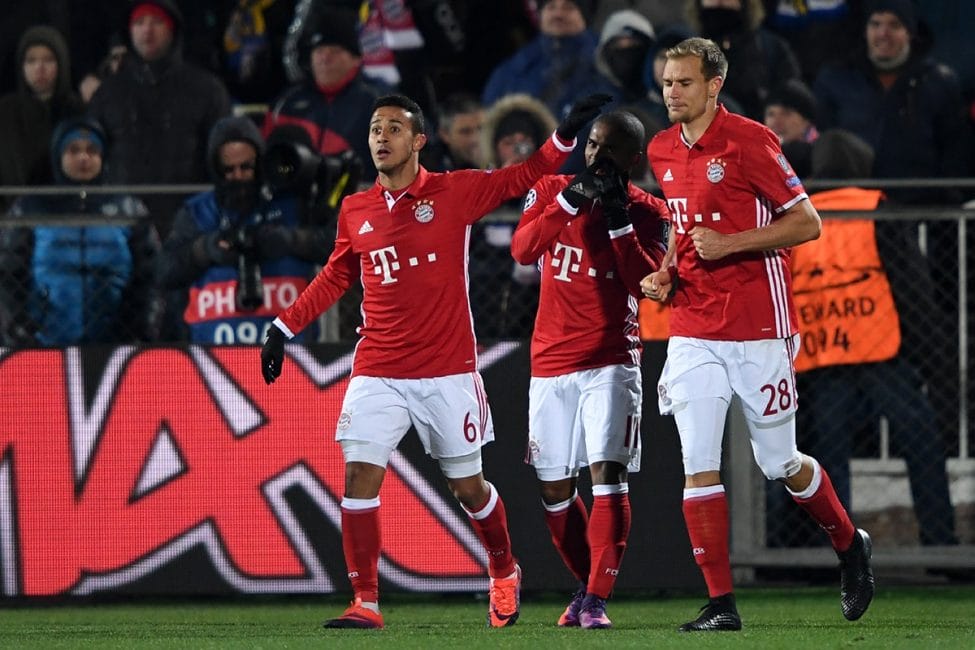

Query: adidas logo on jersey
<box><xmin>662</xmin><ymin>169</ymin><xmax>674</xmax><ymax>182</ymax></box>
<box><xmin>358</xmin><ymin>221</ymin><xmax>374</xmax><ymax>235</ymax></box>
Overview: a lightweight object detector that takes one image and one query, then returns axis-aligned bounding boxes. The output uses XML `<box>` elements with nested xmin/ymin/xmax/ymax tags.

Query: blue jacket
<box><xmin>0</xmin><ymin>192</ymin><xmax>161</xmax><ymax>345</ymax></box>
<box><xmin>482</xmin><ymin>31</ymin><xmax>608</xmax><ymax>122</ymax></box>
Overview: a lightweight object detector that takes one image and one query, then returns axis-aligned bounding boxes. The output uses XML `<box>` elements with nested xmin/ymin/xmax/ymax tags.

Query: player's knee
<box><xmin>539</xmin><ymin>479</ymin><xmax>576</xmax><ymax>505</ymax></box>
<box><xmin>754</xmin><ymin>449</ymin><xmax>803</xmax><ymax>481</ymax></box>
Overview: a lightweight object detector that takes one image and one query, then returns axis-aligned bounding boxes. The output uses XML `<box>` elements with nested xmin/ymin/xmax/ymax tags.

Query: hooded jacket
<box><xmin>0</xmin><ymin>115</ymin><xmax>162</xmax><ymax>346</ymax></box>
<box><xmin>87</xmin><ymin>0</ymin><xmax>231</xmax><ymax>234</ymax></box>
<box><xmin>480</xmin><ymin>94</ymin><xmax>558</xmax><ymax>171</ymax></box>
<box><xmin>0</xmin><ymin>25</ymin><xmax>84</xmax><ymax>202</ymax></box>
<box><xmin>594</xmin><ymin>9</ymin><xmax>655</xmax><ymax>90</ymax></box>
<box><xmin>159</xmin><ymin>116</ymin><xmax>324</xmax><ymax>344</ymax></box>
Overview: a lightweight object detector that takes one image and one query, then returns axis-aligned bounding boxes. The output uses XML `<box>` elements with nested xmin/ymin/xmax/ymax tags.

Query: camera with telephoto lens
<box><xmin>262</xmin><ymin>131</ymin><xmax>362</xmax><ymax>223</ymax></box>
<box><xmin>228</xmin><ymin>218</ymin><xmax>265</xmax><ymax>312</ymax></box>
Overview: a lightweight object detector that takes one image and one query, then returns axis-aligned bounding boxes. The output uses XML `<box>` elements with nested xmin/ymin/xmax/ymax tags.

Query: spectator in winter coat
<box><xmin>264</xmin><ymin>7</ymin><xmax>385</xmax><ymax>183</ymax></box>
<box><xmin>87</xmin><ymin>0</ymin><xmax>231</xmax><ymax>238</ymax></box>
<box><xmin>0</xmin><ymin>25</ymin><xmax>84</xmax><ymax>210</ymax></box>
<box><xmin>813</xmin><ymin>0</ymin><xmax>972</xmax><ymax>205</ymax></box>
<box><xmin>482</xmin><ymin>1</ymin><xmax>611</xmax><ymax>129</ymax></box>
<box><xmin>0</xmin><ymin>116</ymin><xmax>162</xmax><ymax>346</ymax></box>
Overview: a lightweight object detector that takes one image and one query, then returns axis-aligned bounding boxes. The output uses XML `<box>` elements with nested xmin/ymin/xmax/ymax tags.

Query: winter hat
<box><xmin>766</xmin><ymin>79</ymin><xmax>818</xmax><ymax>123</ymax></box>
<box><xmin>305</xmin><ymin>8</ymin><xmax>362</xmax><ymax>57</ymax></box>
<box><xmin>56</xmin><ymin>126</ymin><xmax>105</xmax><ymax>157</ymax></box>
<box><xmin>538</xmin><ymin>0</ymin><xmax>594</xmax><ymax>25</ymax></box>
<box><xmin>866</xmin><ymin>0</ymin><xmax>917</xmax><ymax>35</ymax></box>
<box><xmin>130</xmin><ymin>2</ymin><xmax>175</xmax><ymax>32</ymax></box>
<box><xmin>50</xmin><ymin>116</ymin><xmax>108</xmax><ymax>181</ymax></box>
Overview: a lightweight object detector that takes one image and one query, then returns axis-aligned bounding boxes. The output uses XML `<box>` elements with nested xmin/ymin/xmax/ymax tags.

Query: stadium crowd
<box><xmin>0</xmin><ymin>0</ymin><xmax>972</xmax><ymax>346</ymax></box>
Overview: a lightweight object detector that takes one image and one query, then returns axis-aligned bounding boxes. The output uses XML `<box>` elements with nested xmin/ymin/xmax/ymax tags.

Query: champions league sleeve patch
<box><xmin>523</xmin><ymin>188</ymin><xmax>537</xmax><ymax>212</ymax></box>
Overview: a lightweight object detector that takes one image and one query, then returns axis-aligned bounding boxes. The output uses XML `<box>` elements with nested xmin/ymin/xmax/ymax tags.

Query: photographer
<box><xmin>159</xmin><ymin>116</ymin><xmax>331</xmax><ymax>344</ymax></box>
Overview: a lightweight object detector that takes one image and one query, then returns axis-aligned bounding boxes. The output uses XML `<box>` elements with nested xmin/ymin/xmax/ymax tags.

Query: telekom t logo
<box><xmin>666</xmin><ymin>197</ymin><xmax>721</xmax><ymax>234</ymax></box>
<box><xmin>369</xmin><ymin>246</ymin><xmax>400</xmax><ymax>284</ymax></box>
<box><xmin>551</xmin><ymin>243</ymin><xmax>584</xmax><ymax>282</ymax></box>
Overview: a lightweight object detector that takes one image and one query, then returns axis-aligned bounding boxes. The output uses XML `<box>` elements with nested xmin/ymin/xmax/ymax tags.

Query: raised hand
<box><xmin>556</xmin><ymin>93</ymin><xmax>614</xmax><ymax>141</ymax></box>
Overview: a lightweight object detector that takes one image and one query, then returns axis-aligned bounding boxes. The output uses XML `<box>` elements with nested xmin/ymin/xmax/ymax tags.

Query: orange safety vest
<box><xmin>792</xmin><ymin>188</ymin><xmax>901</xmax><ymax>372</ymax></box>
<box><xmin>638</xmin><ymin>297</ymin><xmax>670</xmax><ymax>341</ymax></box>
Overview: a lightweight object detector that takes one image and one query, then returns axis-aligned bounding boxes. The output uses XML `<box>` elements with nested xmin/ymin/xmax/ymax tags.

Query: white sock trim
<box><xmin>593</xmin><ymin>482</ymin><xmax>628</xmax><ymax>496</ymax></box>
<box><xmin>465</xmin><ymin>482</ymin><xmax>498</xmax><ymax>521</ymax></box>
<box><xmin>341</xmin><ymin>496</ymin><xmax>381</xmax><ymax>511</ymax></box>
<box><xmin>683</xmin><ymin>484</ymin><xmax>725</xmax><ymax>500</ymax></box>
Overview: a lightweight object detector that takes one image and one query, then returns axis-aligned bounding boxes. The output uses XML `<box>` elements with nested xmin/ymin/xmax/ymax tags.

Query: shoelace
<box><xmin>490</xmin><ymin>577</ymin><xmax>517</xmax><ymax>613</ymax></box>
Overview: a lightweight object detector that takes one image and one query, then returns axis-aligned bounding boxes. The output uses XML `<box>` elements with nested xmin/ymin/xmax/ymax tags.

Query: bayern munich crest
<box><xmin>414</xmin><ymin>199</ymin><xmax>435</xmax><ymax>223</ymax></box>
<box><xmin>706</xmin><ymin>158</ymin><xmax>726</xmax><ymax>184</ymax></box>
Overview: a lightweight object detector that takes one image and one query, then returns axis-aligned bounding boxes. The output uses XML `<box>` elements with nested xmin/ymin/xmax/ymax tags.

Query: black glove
<box><xmin>601</xmin><ymin>171</ymin><xmax>631</xmax><ymax>231</ymax></box>
<box><xmin>560</xmin><ymin>162</ymin><xmax>614</xmax><ymax>209</ymax></box>
<box><xmin>201</xmin><ymin>231</ymin><xmax>237</xmax><ymax>266</ymax></box>
<box><xmin>255</xmin><ymin>225</ymin><xmax>296</xmax><ymax>260</ymax></box>
<box><xmin>261</xmin><ymin>324</ymin><xmax>286</xmax><ymax>384</ymax></box>
<box><xmin>556</xmin><ymin>93</ymin><xmax>614</xmax><ymax>141</ymax></box>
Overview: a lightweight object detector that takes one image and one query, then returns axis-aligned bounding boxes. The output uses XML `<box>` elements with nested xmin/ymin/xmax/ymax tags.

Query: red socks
<box><xmin>543</xmin><ymin>493</ymin><xmax>591</xmax><ymax>583</ymax></box>
<box><xmin>587</xmin><ymin>490</ymin><xmax>631</xmax><ymax>598</ymax></box>
<box><xmin>791</xmin><ymin>460</ymin><xmax>856</xmax><ymax>551</ymax></box>
<box><xmin>466</xmin><ymin>482</ymin><xmax>517</xmax><ymax>578</ymax></box>
<box><xmin>340</xmin><ymin>497</ymin><xmax>381</xmax><ymax>603</ymax></box>
<box><xmin>683</xmin><ymin>486</ymin><xmax>733</xmax><ymax>598</ymax></box>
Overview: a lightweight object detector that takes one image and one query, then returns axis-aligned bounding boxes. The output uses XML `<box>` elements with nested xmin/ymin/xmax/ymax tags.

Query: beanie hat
<box><xmin>56</xmin><ymin>127</ymin><xmax>105</xmax><ymax>157</ymax></box>
<box><xmin>538</xmin><ymin>0</ymin><xmax>593</xmax><ymax>25</ymax></box>
<box><xmin>50</xmin><ymin>116</ymin><xmax>108</xmax><ymax>182</ymax></box>
<box><xmin>130</xmin><ymin>2</ymin><xmax>175</xmax><ymax>32</ymax></box>
<box><xmin>305</xmin><ymin>9</ymin><xmax>361</xmax><ymax>57</ymax></box>
<box><xmin>866</xmin><ymin>0</ymin><xmax>917</xmax><ymax>35</ymax></box>
<box><xmin>766</xmin><ymin>79</ymin><xmax>817</xmax><ymax>123</ymax></box>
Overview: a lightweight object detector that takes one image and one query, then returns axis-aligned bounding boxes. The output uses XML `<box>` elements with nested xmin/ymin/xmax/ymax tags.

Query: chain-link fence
<box><xmin>730</xmin><ymin>192</ymin><xmax>975</xmax><ymax>578</ymax></box>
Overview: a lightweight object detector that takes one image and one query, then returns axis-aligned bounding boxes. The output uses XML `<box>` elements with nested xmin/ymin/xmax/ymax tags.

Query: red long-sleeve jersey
<box><xmin>512</xmin><ymin>175</ymin><xmax>669</xmax><ymax>377</ymax></box>
<box><xmin>275</xmin><ymin>133</ymin><xmax>573</xmax><ymax>378</ymax></box>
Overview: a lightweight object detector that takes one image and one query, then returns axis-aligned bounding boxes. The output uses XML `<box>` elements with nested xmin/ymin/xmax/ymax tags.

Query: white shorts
<box><xmin>658</xmin><ymin>335</ymin><xmax>801</xmax><ymax>476</ymax></box>
<box><xmin>528</xmin><ymin>364</ymin><xmax>642</xmax><ymax>481</ymax></box>
<box><xmin>658</xmin><ymin>335</ymin><xmax>798</xmax><ymax>422</ymax></box>
<box><xmin>336</xmin><ymin>372</ymin><xmax>495</xmax><ymax>460</ymax></box>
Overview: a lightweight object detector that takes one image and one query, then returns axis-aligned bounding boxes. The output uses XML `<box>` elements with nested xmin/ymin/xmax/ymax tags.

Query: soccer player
<box><xmin>260</xmin><ymin>93</ymin><xmax>611</xmax><ymax>629</ymax></box>
<box><xmin>640</xmin><ymin>38</ymin><xmax>874</xmax><ymax>631</ymax></box>
<box><xmin>511</xmin><ymin>110</ymin><xmax>668</xmax><ymax>629</ymax></box>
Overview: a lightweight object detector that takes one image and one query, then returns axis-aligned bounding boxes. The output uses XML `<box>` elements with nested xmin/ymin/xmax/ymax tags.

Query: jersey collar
<box><xmin>678</xmin><ymin>104</ymin><xmax>729</xmax><ymax>150</ymax></box>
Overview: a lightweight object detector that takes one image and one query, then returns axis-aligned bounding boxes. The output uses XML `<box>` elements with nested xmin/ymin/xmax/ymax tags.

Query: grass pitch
<box><xmin>1</xmin><ymin>586</ymin><xmax>972</xmax><ymax>649</ymax></box>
